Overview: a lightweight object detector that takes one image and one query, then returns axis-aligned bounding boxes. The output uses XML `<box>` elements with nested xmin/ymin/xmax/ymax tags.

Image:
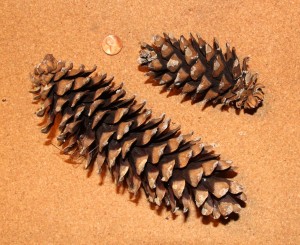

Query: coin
<box><xmin>102</xmin><ymin>35</ymin><xmax>123</xmax><ymax>55</ymax></box>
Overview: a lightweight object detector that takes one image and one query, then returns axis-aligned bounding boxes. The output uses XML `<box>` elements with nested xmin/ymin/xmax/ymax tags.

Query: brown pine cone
<box><xmin>30</xmin><ymin>54</ymin><xmax>246</xmax><ymax>220</ymax></box>
<box><xmin>138</xmin><ymin>33</ymin><xmax>264</xmax><ymax>110</ymax></box>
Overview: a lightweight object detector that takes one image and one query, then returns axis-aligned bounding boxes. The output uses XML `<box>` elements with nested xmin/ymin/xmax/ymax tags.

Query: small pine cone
<box><xmin>138</xmin><ymin>33</ymin><xmax>264</xmax><ymax>110</ymax></box>
<box><xmin>30</xmin><ymin>54</ymin><xmax>247</xmax><ymax>220</ymax></box>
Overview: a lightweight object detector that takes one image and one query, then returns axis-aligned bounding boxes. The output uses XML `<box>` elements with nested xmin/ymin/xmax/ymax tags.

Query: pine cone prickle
<box><xmin>30</xmin><ymin>54</ymin><xmax>246</xmax><ymax>220</ymax></box>
<box><xmin>138</xmin><ymin>33</ymin><xmax>264</xmax><ymax>110</ymax></box>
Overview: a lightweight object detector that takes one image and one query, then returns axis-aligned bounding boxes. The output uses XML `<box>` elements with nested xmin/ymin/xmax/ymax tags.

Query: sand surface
<box><xmin>0</xmin><ymin>0</ymin><xmax>299</xmax><ymax>244</ymax></box>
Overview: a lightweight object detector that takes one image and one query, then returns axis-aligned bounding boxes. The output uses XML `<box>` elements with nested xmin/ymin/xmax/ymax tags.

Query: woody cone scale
<box><xmin>30</xmin><ymin>54</ymin><xmax>246</xmax><ymax>220</ymax></box>
<box><xmin>138</xmin><ymin>33</ymin><xmax>264</xmax><ymax>110</ymax></box>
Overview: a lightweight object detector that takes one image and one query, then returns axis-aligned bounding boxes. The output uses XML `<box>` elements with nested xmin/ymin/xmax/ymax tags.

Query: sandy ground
<box><xmin>0</xmin><ymin>0</ymin><xmax>299</xmax><ymax>244</ymax></box>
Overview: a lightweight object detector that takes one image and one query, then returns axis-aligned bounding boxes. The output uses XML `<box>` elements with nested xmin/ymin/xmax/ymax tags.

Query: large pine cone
<box><xmin>30</xmin><ymin>54</ymin><xmax>246</xmax><ymax>220</ymax></box>
<box><xmin>138</xmin><ymin>33</ymin><xmax>264</xmax><ymax>110</ymax></box>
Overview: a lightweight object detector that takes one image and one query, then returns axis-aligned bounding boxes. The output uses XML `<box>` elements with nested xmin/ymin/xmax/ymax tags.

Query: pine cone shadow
<box><xmin>31</xmin><ymin>99</ymin><xmax>40</xmax><ymax>105</ymax></box>
<box><xmin>39</xmin><ymin>116</ymin><xmax>95</xmax><ymax>175</ymax></box>
<box><xmin>114</xmin><ymin>178</ymin><xmax>142</xmax><ymax>205</ymax></box>
<box><xmin>149</xmin><ymin>201</ymin><xmax>244</xmax><ymax>225</ymax></box>
<box><xmin>138</xmin><ymin>65</ymin><xmax>150</xmax><ymax>73</ymax></box>
<box><xmin>148</xmin><ymin>202</ymin><xmax>182</xmax><ymax>221</ymax></box>
<box><xmin>144</xmin><ymin>77</ymin><xmax>182</xmax><ymax>97</ymax></box>
<box><xmin>128</xmin><ymin>191</ymin><xmax>142</xmax><ymax>206</ymax></box>
<box><xmin>41</xmin><ymin>114</ymin><xmax>62</xmax><ymax>146</ymax></box>
<box><xmin>195</xmin><ymin>200</ymin><xmax>246</xmax><ymax>226</ymax></box>
<box><xmin>115</xmin><ymin>181</ymin><xmax>127</xmax><ymax>195</ymax></box>
<box><xmin>165</xmin><ymin>88</ymin><xmax>182</xmax><ymax>98</ymax></box>
<box><xmin>180</xmin><ymin>93</ymin><xmax>193</xmax><ymax>103</ymax></box>
<box><xmin>215</xmin><ymin>169</ymin><xmax>238</xmax><ymax>179</ymax></box>
<box><xmin>243</xmin><ymin>106</ymin><xmax>262</xmax><ymax>115</ymax></box>
<box><xmin>149</xmin><ymin>202</ymin><xmax>166</xmax><ymax>216</ymax></box>
<box><xmin>200</xmin><ymin>212</ymin><xmax>240</xmax><ymax>226</ymax></box>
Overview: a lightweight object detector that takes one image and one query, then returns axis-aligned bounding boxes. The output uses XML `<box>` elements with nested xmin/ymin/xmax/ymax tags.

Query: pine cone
<box><xmin>138</xmin><ymin>33</ymin><xmax>264</xmax><ymax>110</ymax></box>
<box><xmin>30</xmin><ymin>54</ymin><xmax>246</xmax><ymax>219</ymax></box>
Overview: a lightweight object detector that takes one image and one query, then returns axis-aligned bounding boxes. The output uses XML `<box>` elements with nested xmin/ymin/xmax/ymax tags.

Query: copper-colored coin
<box><xmin>102</xmin><ymin>35</ymin><xmax>123</xmax><ymax>55</ymax></box>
